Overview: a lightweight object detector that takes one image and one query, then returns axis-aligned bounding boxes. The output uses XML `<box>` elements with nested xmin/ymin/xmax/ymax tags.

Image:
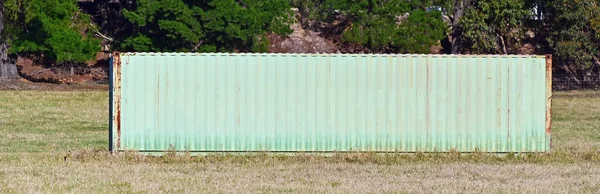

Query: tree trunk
<box><xmin>0</xmin><ymin>0</ymin><xmax>20</xmax><ymax>80</ymax></box>
<box><xmin>451</xmin><ymin>0</ymin><xmax>470</xmax><ymax>54</ymax></box>
<box><xmin>563</xmin><ymin>64</ymin><xmax>581</xmax><ymax>86</ymax></box>
<box><xmin>497</xmin><ymin>33</ymin><xmax>507</xmax><ymax>54</ymax></box>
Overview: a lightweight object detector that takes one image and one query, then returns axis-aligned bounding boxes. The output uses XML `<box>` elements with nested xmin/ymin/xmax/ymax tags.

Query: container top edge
<box><xmin>117</xmin><ymin>52</ymin><xmax>548</xmax><ymax>58</ymax></box>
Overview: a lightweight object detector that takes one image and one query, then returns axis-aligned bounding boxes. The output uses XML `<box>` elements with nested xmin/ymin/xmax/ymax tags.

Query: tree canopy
<box><xmin>458</xmin><ymin>0</ymin><xmax>530</xmax><ymax>54</ymax></box>
<box><xmin>0</xmin><ymin>0</ymin><xmax>599</xmax><ymax>88</ymax></box>
<box><xmin>119</xmin><ymin>0</ymin><xmax>292</xmax><ymax>52</ymax></box>
<box><xmin>545</xmin><ymin>0</ymin><xmax>600</xmax><ymax>70</ymax></box>
<box><xmin>319</xmin><ymin>0</ymin><xmax>447</xmax><ymax>53</ymax></box>
<box><xmin>5</xmin><ymin>0</ymin><xmax>100</xmax><ymax>63</ymax></box>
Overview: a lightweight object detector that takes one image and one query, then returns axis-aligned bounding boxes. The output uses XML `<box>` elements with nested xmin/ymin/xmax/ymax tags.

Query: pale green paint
<box><xmin>111</xmin><ymin>53</ymin><xmax>550</xmax><ymax>153</ymax></box>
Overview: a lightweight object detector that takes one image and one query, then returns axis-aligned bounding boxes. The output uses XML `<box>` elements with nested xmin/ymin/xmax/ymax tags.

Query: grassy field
<box><xmin>0</xmin><ymin>90</ymin><xmax>600</xmax><ymax>193</ymax></box>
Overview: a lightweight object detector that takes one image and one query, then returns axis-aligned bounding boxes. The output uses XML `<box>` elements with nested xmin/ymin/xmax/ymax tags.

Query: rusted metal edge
<box><xmin>545</xmin><ymin>54</ymin><xmax>553</xmax><ymax>150</ymax></box>
<box><xmin>110</xmin><ymin>52</ymin><xmax>122</xmax><ymax>153</ymax></box>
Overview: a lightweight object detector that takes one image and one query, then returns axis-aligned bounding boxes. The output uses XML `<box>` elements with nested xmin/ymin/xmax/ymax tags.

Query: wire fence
<box><xmin>553</xmin><ymin>76</ymin><xmax>600</xmax><ymax>91</ymax></box>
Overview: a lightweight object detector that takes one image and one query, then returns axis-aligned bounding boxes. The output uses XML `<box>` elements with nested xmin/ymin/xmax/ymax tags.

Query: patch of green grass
<box><xmin>552</xmin><ymin>91</ymin><xmax>600</xmax><ymax>151</ymax></box>
<box><xmin>0</xmin><ymin>91</ymin><xmax>108</xmax><ymax>153</ymax></box>
<box><xmin>1</xmin><ymin>90</ymin><xmax>600</xmax><ymax>193</ymax></box>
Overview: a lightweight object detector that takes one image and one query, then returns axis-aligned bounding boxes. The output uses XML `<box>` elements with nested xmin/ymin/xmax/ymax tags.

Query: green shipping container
<box><xmin>109</xmin><ymin>53</ymin><xmax>552</xmax><ymax>153</ymax></box>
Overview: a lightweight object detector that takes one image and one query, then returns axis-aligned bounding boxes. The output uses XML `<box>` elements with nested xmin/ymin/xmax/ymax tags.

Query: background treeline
<box><xmin>1</xmin><ymin>0</ymin><xmax>599</xmax><ymax>88</ymax></box>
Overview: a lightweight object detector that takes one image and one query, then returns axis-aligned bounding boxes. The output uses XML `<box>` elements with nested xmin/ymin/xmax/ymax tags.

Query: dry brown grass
<box><xmin>0</xmin><ymin>90</ymin><xmax>599</xmax><ymax>193</ymax></box>
<box><xmin>3</xmin><ymin>152</ymin><xmax>600</xmax><ymax>193</ymax></box>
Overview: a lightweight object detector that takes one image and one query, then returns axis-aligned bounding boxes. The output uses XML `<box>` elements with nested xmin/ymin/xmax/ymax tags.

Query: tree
<box><xmin>544</xmin><ymin>0</ymin><xmax>600</xmax><ymax>85</ymax></box>
<box><xmin>7</xmin><ymin>0</ymin><xmax>100</xmax><ymax>64</ymax></box>
<box><xmin>454</xmin><ymin>0</ymin><xmax>530</xmax><ymax>54</ymax></box>
<box><xmin>0</xmin><ymin>0</ymin><xmax>19</xmax><ymax>80</ymax></box>
<box><xmin>119</xmin><ymin>0</ymin><xmax>291</xmax><ymax>52</ymax></box>
<box><xmin>2</xmin><ymin>0</ymin><xmax>100</xmax><ymax>80</ymax></box>
<box><xmin>201</xmin><ymin>0</ymin><xmax>292</xmax><ymax>52</ymax></box>
<box><xmin>322</xmin><ymin>0</ymin><xmax>447</xmax><ymax>53</ymax></box>
<box><xmin>119</xmin><ymin>0</ymin><xmax>205</xmax><ymax>52</ymax></box>
<box><xmin>450</xmin><ymin>0</ymin><xmax>470</xmax><ymax>54</ymax></box>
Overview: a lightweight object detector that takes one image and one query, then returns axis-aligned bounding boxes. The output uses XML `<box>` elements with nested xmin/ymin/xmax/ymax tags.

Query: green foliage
<box><xmin>120</xmin><ymin>0</ymin><xmax>204</xmax><ymax>52</ymax></box>
<box><xmin>458</xmin><ymin>0</ymin><xmax>530</xmax><ymax>54</ymax></box>
<box><xmin>395</xmin><ymin>10</ymin><xmax>446</xmax><ymax>53</ymax></box>
<box><xmin>202</xmin><ymin>0</ymin><xmax>292</xmax><ymax>52</ymax></box>
<box><xmin>0</xmin><ymin>0</ymin><xmax>598</xmax><ymax>77</ymax></box>
<box><xmin>120</xmin><ymin>0</ymin><xmax>292</xmax><ymax>52</ymax></box>
<box><xmin>323</xmin><ymin>0</ymin><xmax>446</xmax><ymax>53</ymax></box>
<box><xmin>545</xmin><ymin>0</ymin><xmax>600</xmax><ymax>69</ymax></box>
<box><xmin>5</xmin><ymin>0</ymin><xmax>100</xmax><ymax>63</ymax></box>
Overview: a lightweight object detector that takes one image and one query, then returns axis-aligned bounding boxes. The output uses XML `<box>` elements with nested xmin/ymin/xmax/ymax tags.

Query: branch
<box><xmin>593</xmin><ymin>55</ymin><xmax>600</xmax><ymax>66</ymax></box>
<box><xmin>564</xmin><ymin>64</ymin><xmax>581</xmax><ymax>85</ymax></box>
<box><xmin>496</xmin><ymin>33</ymin><xmax>507</xmax><ymax>54</ymax></box>
<box><xmin>95</xmin><ymin>31</ymin><xmax>114</xmax><ymax>42</ymax></box>
<box><xmin>70</xmin><ymin>11</ymin><xmax>81</xmax><ymax>28</ymax></box>
<box><xmin>192</xmin><ymin>40</ymin><xmax>204</xmax><ymax>52</ymax></box>
<box><xmin>89</xmin><ymin>23</ymin><xmax>113</xmax><ymax>42</ymax></box>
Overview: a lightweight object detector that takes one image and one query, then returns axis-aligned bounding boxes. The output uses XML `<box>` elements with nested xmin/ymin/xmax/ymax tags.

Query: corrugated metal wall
<box><xmin>110</xmin><ymin>53</ymin><xmax>552</xmax><ymax>153</ymax></box>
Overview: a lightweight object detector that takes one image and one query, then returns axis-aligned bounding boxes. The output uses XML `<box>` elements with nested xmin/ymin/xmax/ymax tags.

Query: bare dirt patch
<box><xmin>268</xmin><ymin>24</ymin><xmax>339</xmax><ymax>53</ymax></box>
<box><xmin>16</xmin><ymin>52</ymin><xmax>109</xmax><ymax>85</ymax></box>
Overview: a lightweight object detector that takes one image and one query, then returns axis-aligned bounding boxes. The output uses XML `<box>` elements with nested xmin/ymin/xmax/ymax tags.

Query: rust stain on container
<box><xmin>546</xmin><ymin>55</ymin><xmax>553</xmax><ymax>147</ymax></box>
<box><xmin>112</xmin><ymin>52</ymin><xmax>122</xmax><ymax>151</ymax></box>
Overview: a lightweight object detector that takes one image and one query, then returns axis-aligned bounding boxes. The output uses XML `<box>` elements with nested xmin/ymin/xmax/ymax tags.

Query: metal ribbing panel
<box><xmin>114</xmin><ymin>53</ymin><xmax>550</xmax><ymax>153</ymax></box>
